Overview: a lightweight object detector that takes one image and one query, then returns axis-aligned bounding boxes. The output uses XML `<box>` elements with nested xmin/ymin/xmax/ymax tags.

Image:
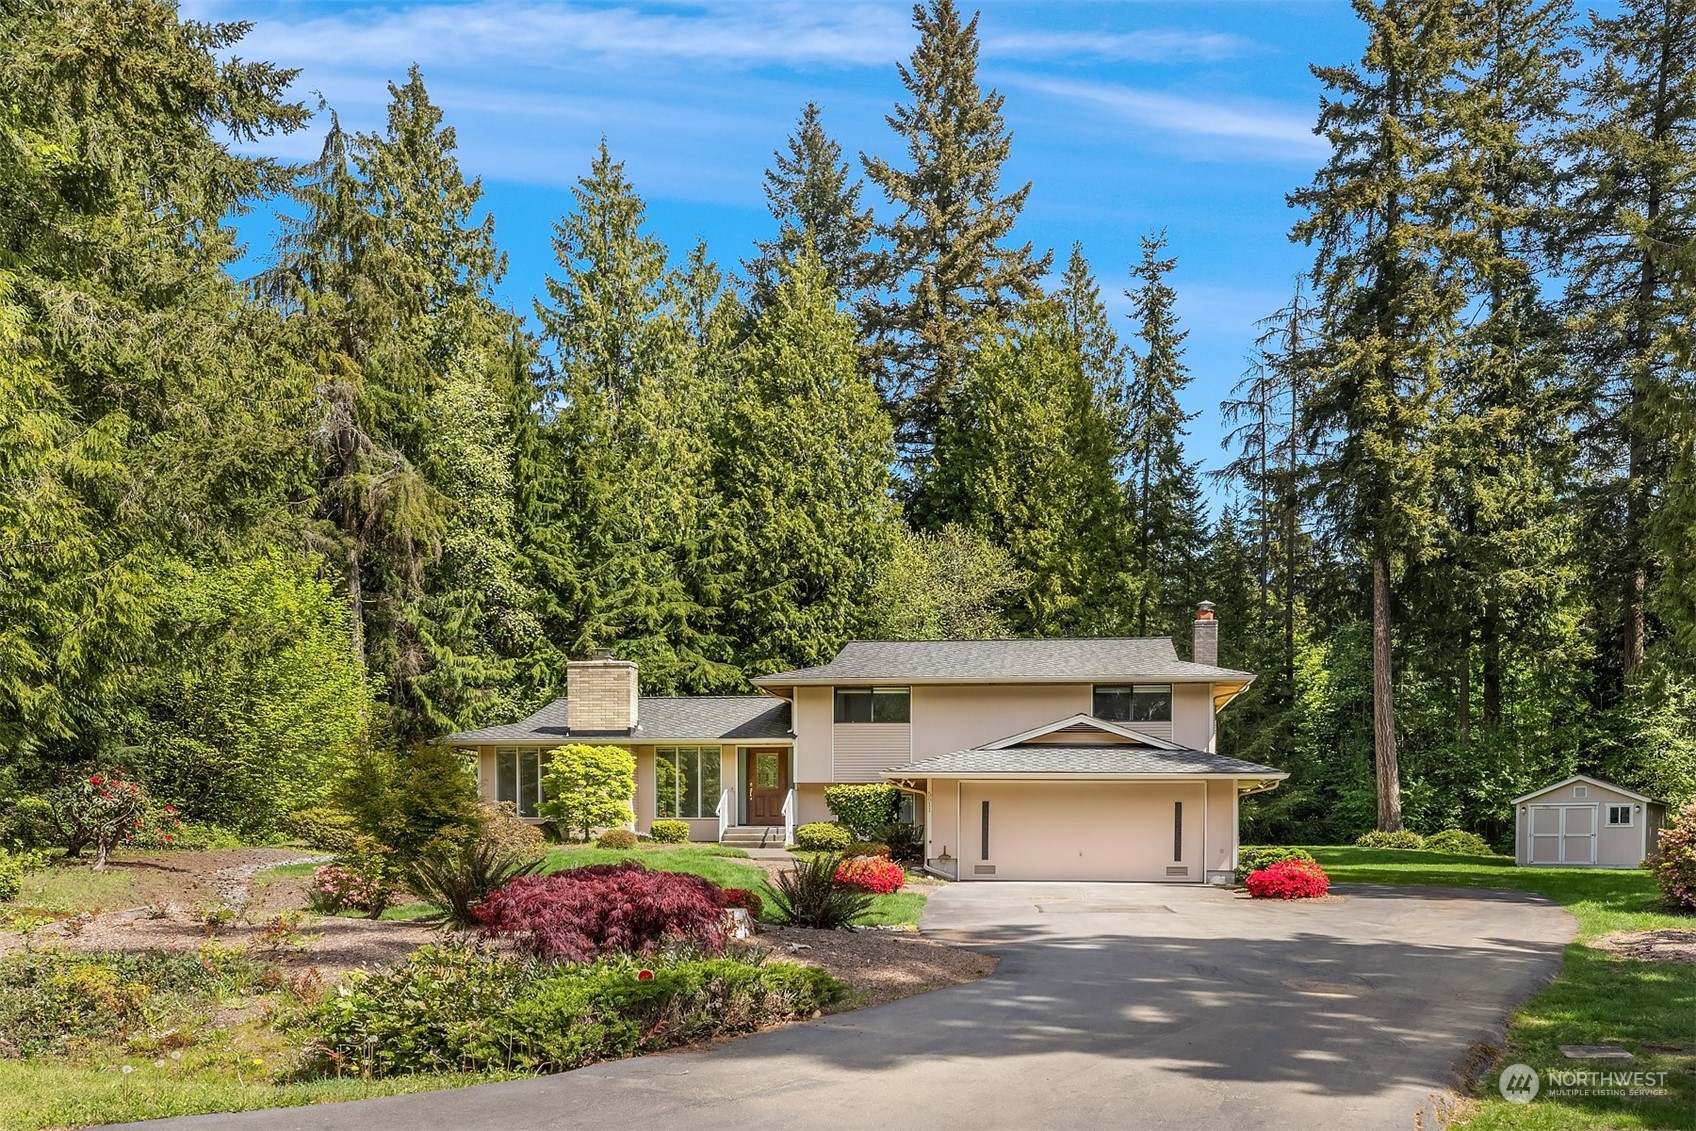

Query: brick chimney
<box><xmin>566</xmin><ymin>650</ymin><xmax>639</xmax><ymax>732</ymax></box>
<box><xmin>1193</xmin><ymin>601</ymin><xmax>1218</xmax><ymax>667</ymax></box>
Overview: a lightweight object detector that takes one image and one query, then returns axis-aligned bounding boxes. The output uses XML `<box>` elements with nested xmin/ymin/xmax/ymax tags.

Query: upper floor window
<box><xmin>834</xmin><ymin>686</ymin><xmax>911</xmax><ymax>724</ymax></box>
<box><xmin>1093</xmin><ymin>684</ymin><xmax>1172</xmax><ymax>723</ymax></box>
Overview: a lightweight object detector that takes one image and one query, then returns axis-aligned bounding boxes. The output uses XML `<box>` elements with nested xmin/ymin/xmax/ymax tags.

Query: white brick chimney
<box><xmin>1193</xmin><ymin>601</ymin><xmax>1219</xmax><ymax>667</ymax></box>
<box><xmin>566</xmin><ymin>650</ymin><xmax>639</xmax><ymax>732</ymax></box>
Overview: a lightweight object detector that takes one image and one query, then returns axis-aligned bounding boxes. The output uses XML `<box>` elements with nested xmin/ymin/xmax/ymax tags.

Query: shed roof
<box><xmin>1510</xmin><ymin>774</ymin><xmax>1666</xmax><ymax>807</ymax></box>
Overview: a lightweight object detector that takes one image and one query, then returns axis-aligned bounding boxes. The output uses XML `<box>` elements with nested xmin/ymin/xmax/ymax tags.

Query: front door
<box><xmin>747</xmin><ymin>749</ymin><xmax>788</xmax><ymax>825</ymax></box>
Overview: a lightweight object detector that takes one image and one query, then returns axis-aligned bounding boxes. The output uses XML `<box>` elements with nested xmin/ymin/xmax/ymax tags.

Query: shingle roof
<box><xmin>440</xmin><ymin>696</ymin><xmax>792</xmax><ymax>746</ymax></box>
<box><xmin>754</xmin><ymin>637</ymin><xmax>1254</xmax><ymax>685</ymax></box>
<box><xmin>890</xmin><ymin>744</ymin><xmax>1285</xmax><ymax>777</ymax></box>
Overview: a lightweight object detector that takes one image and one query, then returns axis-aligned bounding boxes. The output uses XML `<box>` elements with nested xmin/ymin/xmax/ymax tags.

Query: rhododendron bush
<box><xmin>834</xmin><ymin>855</ymin><xmax>905</xmax><ymax>895</ymax></box>
<box><xmin>1245</xmin><ymin>858</ymin><xmax>1329</xmax><ymax>899</ymax></box>
<box><xmin>475</xmin><ymin>862</ymin><xmax>727</xmax><ymax>962</ymax></box>
<box><xmin>1651</xmin><ymin>802</ymin><xmax>1696</xmax><ymax>912</ymax></box>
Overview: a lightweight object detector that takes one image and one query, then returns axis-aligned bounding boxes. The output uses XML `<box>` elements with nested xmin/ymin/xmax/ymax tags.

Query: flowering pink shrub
<box><xmin>1650</xmin><ymin>802</ymin><xmax>1696</xmax><ymax>912</ymax></box>
<box><xmin>310</xmin><ymin>862</ymin><xmax>392</xmax><ymax>914</ymax></box>
<box><xmin>475</xmin><ymin>862</ymin><xmax>727</xmax><ymax>963</ymax></box>
<box><xmin>833</xmin><ymin>855</ymin><xmax>905</xmax><ymax>895</ymax></box>
<box><xmin>1245</xmin><ymin>858</ymin><xmax>1330</xmax><ymax>900</ymax></box>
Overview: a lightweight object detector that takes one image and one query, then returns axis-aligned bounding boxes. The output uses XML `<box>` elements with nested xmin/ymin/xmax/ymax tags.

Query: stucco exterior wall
<box><xmin>1515</xmin><ymin>779</ymin><xmax>1656</xmax><ymax>868</ymax></box>
<box><xmin>1204</xmin><ymin>779</ymin><xmax>1237</xmax><ymax>878</ymax></box>
<box><xmin>1172</xmin><ymin>684</ymin><xmax>1215</xmax><ymax>751</ymax></box>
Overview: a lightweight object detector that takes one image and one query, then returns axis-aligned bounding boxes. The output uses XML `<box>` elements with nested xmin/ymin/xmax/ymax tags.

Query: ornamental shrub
<box><xmin>294</xmin><ymin>944</ymin><xmax>844</xmax><ymax>1078</ymax></box>
<box><xmin>1354</xmin><ymin>829</ymin><xmax>1425</xmax><ymax>850</ymax></box>
<box><xmin>834</xmin><ymin>855</ymin><xmax>905</xmax><ymax>895</ymax></box>
<box><xmin>878</xmin><ymin>821</ymin><xmax>925</xmax><ymax>865</ymax></box>
<box><xmin>824</xmin><ymin>784</ymin><xmax>900</xmax><ymax>840</ymax></box>
<box><xmin>847</xmin><ymin>842</ymin><xmax>891</xmax><ymax>859</ymax></box>
<box><xmin>596</xmin><ymin>828</ymin><xmax>638</xmax><ymax>849</ymax></box>
<box><xmin>793</xmin><ymin>822</ymin><xmax>852</xmax><ymax>851</ymax></box>
<box><xmin>768</xmin><ymin>853</ymin><xmax>872</xmax><ymax>929</ymax></box>
<box><xmin>333</xmin><ymin>744</ymin><xmax>483</xmax><ymax>863</ymax></box>
<box><xmin>284</xmin><ymin>806</ymin><xmax>367</xmax><ymax>853</ymax></box>
<box><xmin>0</xmin><ymin>796</ymin><xmax>57</xmax><ymax>852</ymax></box>
<box><xmin>309</xmin><ymin>859</ymin><xmax>393</xmax><ymax>916</ymax></box>
<box><xmin>475</xmin><ymin>863</ymin><xmax>726</xmax><ymax>963</ymax></box>
<box><xmin>1423</xmin><ymin>829</ymin><xmax>1493</xmax><ymax>856</ymax></box>
<box><xmin>1245</xmin><ymin>859</ymin><xmax>1330</xmax><ymax>900</ymax></box>
<box><xmin>52</xmin><ymin>771</ymin><xmax>153</xmax><ymax>869</ymax></box>
<box><xmin>539</xmin><ymin>744</ymin><xmax>637</xmax><ymax>843</ymax></box>
<box><xmin>0</xmin><ymin>852</ymin><xmax>21</xmax><ymax>902</ymax></box>
<box><xmin>719</xmin><ymin>887</ymin><xmax>764</xmax><ymax>917</ymax></box>
<box><xmin>649</xmin><ymin>819</ymin><xmax>690</xmax><ymax>844</ymax></box>
<box><xmin>478</xmin><ymin>802</ymin><xmax>548</xmax><ymax>866</ymax></box>
<box><xmin>1234</xmin><ymin>846</ymin><xmax>1317</xmax><ymax>883</ymax></box>
<box><xmin>403</xmin><ymin>835</ymin><xmax>545</xmax><ymax>928</ymax></box>
<box><xmin>1650</xmin><ymin>801</ymin><xmax>1696</xmax><ymax>912</ymax></box>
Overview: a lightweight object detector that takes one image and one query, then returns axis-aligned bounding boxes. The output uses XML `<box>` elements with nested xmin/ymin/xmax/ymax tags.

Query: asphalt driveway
<box><xmin>123</xmin><ymin>882</ymin><xmax>1574</xmax><ymax>1131</ymax></box>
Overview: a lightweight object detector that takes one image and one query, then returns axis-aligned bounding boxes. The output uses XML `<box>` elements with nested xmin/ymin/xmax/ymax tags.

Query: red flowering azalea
<box><xmin>1245</xmin><ymin>859</ymin><xmax>1330</xmax><ymax>900</ymax></box>
<box><xmin>834</xmin><ymin>856</ymin><xmax>905</xmax><ymax>895</ymax></box>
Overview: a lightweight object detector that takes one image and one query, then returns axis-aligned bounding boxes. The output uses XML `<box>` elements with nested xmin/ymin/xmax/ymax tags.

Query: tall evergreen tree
<box><xmin>862</xmin><ymin>0</ymin><xmax>1049</xmax><ymax>462</ymax></box>
<box><xmin>709</xmin><ymin>254</ymin><xmax>899</xmax><ymax>673</ymax></box>
<box><xmin>1124</xmin><ymin>232</ymin><xmax>1205</xmax><ymax>638</ymax></box>
<box><xmin>747</xmin><ymin>103</ymin><xmax>875</xmax><ymax>310</ymax></box>
<box><xmin>1290</xmin><ymin>0</ymin><xmax>1471</xmax><ymax>831</ymax></box>
<box><xmin>1564</xmin><ymin>0</ymin><xmax>1696</xmax><ymax>684</ymax></box>
<box><xmin>917</xmin><ymin>303</ymin><xmax>1135</xmax><ymax>635</ymax></box>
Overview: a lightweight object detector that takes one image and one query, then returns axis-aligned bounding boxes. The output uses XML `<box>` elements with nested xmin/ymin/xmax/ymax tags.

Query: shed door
<box><xmin>1529</xmin><ymin>805</ymin><xmax>1595</xmax><ymax>864</ymax></box>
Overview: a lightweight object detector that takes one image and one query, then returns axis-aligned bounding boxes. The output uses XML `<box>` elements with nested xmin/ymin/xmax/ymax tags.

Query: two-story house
<box><xmin>443</xmin><ymin>603</ymin><xmax>1286</xmax><ymax>884</ymax></box>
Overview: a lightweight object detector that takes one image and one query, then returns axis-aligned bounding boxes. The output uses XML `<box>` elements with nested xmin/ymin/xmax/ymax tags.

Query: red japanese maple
<box><xmin>475</xmin><ymin>862</ymin><xmax>727</xmax><ymax>962</ymax></box>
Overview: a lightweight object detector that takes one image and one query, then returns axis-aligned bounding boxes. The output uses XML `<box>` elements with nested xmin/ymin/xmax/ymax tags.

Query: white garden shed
<box><xmin>1512</xmin><ymin>774</ymin><xmax>1666</xmax><ymax>869</ymax></box>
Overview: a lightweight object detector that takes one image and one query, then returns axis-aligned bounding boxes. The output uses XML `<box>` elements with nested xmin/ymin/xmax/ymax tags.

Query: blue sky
<box><xmin>195</xmin><ymin>0</ymin><xmax>1372</xmax><ymax>487</ymax></box>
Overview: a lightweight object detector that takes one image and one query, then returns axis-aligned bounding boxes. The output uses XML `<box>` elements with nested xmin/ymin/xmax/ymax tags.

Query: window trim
<box><xmin>833</xmin><ymin>686</ymin><xmax>912</xmax><ymax>724</ymax></box>
<box><xmin>1606</xmin><ymin>803</ymin><xmax>1634</xmax><ymax>827</ymax></box>
<box><xmin>1091</xmin><ymin>683</ymin><xmax>1174</xmax><ymax>724</ymax></box>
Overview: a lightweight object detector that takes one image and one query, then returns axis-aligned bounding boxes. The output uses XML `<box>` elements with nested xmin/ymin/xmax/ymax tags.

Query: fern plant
<box><xmin>404</xmin><ymin>837</ymin><xmax>544</xmax><ymax>928</ymax></box>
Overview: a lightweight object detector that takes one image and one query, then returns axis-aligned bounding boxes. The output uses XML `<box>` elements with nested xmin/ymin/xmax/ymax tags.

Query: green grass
<box><xmin>543</xmin><ymin>844</ymin><xmax>928</xmax><ymax>927</ymax></box>
<box><xmin>0</xmin><ymin>1054</ymin><xmax>506</xmax><ymax>1131</ymax></box>
<box><xmin>8</xmin><ymin>860</ymin><xmax>137</xmax><ymax>916</ymax></box>
<box><xmin>1309</xmin><ymin>846</ymin><xmax>1695</xmax><ymax>1129</ymax></box>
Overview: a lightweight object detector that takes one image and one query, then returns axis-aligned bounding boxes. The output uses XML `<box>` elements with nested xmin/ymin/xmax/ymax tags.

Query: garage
<box><xmin>957</xmin><ymin>780</ymin><xmax>1206</xmax><ymax>882</ymax></box>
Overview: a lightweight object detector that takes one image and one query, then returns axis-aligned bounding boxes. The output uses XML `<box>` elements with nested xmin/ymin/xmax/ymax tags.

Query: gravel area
<box><xmin>747</xmin><ymin>924</ymin><xmax>996</xmax><ymax>1006</ymax></box>
<box><xmin>1592</xmin><ymin>928</ymin><xmax>1696</xmax><ymax>964</ymax></box>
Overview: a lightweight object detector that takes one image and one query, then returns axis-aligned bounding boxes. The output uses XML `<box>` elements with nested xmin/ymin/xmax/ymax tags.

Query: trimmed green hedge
<box><xmin>823</xmin><ymin>785</ymin><xmax>899</xmax><ymax>840</ymax></box>
<box><xmin>648</xmin><ymin>820</ymin><xmax>690</xmax><ymax>844</ymax></box>
<box><xmin>793</xmin><ymin>822</ymin><xmax>852</xmax><ymax>851</ymax></box>
<box><xmin>296</xmin><ymin>945</ymin><xmax>845</xmax><ymax>1077</ymax></box>
<box><xmin>1355</xmin><ymin>829</ymin><xmax>1425</xmax><ymax>850</ymax></box>
<box><xmin>1234</xmin><ymin>845</ymin><xmax>1317</xmax><ymax>883</ymax></box>
<box><xmin>1422</xmin><ymin>829</ymin><xmax>1492</xmax><ymax>855</ymax></box>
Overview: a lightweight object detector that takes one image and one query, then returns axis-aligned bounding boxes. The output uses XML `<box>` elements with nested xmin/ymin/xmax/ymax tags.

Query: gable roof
<box><xmin>440</xmin><ymin>696</ymin><xmax>792</xmax><ymax>746</ymax></box>
<box><xmin>1511</xmin><ymin>774</ymin><xmax>1666</xmax><ymax>806</ymax></box>
<box><xmin>753</xmin><ymin>638</ymin><xmax>1254</xmax><ymax>686</ymax></box>
<box><xmin>979</xmin><ymin>713</ymin><xmax>1184</xmax><ymax>750</ymax></box>
<box><xmin>888</xmin><ymin>745</ymin><xmax>1286</xmax><ymax>779</ymax></box>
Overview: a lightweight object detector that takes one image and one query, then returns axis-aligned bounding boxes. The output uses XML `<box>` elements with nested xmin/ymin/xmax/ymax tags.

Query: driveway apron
<box><xmin>119</xmin><ymin>882</ymin><xmax>1574</xmax><ymax>1131</ymax></box>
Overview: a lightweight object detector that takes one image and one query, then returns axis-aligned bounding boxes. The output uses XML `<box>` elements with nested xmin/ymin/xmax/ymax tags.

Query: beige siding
<box><xmin>1204</xmin><ymin>779</ymin><xmax>1237</xmax><ymax>878</ymax></box>
<box><xmin>1172</xmin><ymin>683</ymin><xmax>1215</xmax><ymax>751</ymax></box>
<box><xmin>909</xmin><ymin>684</ymin><xmax>1092</xmax><ymax>762</ymax></box>
<box><xmin>794</xmin><ymin>783</ymin><xmax>832</xmax><ymax>826</ymax></box>
<box><xmin>792</xmin><ymin>686</ymin><xmax>833</xmax><ymax>783</ymax></box>
<box><xmin>1516</xmin><ymin>779</ymin><xmax>1655</xmax><ymax>868</ymax></box>
<box><xmin>833</xmin><ymin>722</ymin><xmax>912</xmax><ymax>781</ymax></box>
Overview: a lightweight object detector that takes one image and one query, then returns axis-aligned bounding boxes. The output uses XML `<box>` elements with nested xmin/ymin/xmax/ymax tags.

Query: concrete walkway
<box><xmin>121</xmin><ymin>882</ymin><xmax>1574</xmax><ymax>1131</ymax></box>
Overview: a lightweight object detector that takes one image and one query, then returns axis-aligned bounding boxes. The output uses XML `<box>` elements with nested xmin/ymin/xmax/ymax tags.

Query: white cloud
<box><xmin>982</xmin><ymin>28</ymin><xmax>1250</xmax><ymax>64</ymax></box>
<box><xmin>1007</xmin><ymin>75</ymin><xmax>1325</xmax><ymax>159</ymax></box>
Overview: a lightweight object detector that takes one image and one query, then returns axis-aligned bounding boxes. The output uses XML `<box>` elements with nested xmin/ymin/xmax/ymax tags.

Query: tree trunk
<box><xmin>92</xmin><ymin>838</ymin><xmax>110</xmax><ymax>873</ymax></box>
<box><xmin>1482</xmin><ymin>593</ymin><xmax>1502</xmax><ymax>728</ymax></box>
<box><xmin>1372</xmin><ymin>553</ymin><xmax>1403</xmax><ymax>831</ymax></box>
<box><xmin>1457</xmin><ymin>625</ymin><xmax>1471</xmax><ymax>747</ymax></box>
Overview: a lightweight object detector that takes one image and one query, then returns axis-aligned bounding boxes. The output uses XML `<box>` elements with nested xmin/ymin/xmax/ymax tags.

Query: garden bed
<box><xmin>750</xmin><ymin>925</ymin><xmax>995</xmax><ymax>1007</ymax></box>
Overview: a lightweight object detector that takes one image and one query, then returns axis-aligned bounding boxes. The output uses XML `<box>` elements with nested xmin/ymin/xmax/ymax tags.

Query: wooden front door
<box><xmin>747</xmin><ymin>749</ymin><xmax>788</xmax><ymax>825</ymax></box>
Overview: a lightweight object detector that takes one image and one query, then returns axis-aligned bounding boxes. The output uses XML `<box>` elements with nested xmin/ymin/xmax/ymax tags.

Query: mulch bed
<box><xmin>1591</xmin><ymin>929</ymin><xmax>1696</xmax><ymax>965</ymax></box>
<box><xmin>748</xmin><ymin>924</ymin><xmax>996</xmax><ymax>1007</ymax></box>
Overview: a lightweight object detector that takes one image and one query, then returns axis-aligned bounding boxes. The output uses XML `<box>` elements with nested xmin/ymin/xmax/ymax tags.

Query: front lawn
<box><xmin>1308</xmin><ymin>847</ymin><xmax>1695</xmax><ymax>1130</ymax></box>
<box><xmin>543</xmin><ymin>844</ymin><xmax>929</xmax><ymax>927</ymax></box>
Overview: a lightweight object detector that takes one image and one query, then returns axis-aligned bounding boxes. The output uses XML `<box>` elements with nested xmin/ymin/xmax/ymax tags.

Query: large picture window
<box><xmin>494</xmin><ymin>747</ymin><xmax>544</xmax><ymax>818</ymax></box>
<box><xmin>657</xmin><ymin>746</ymin><xmax>721</xmax><ymax>819</ymax></box>
<box><xmin>834</xmin><ymin>686</ymin><xmax>911</xmax><ymax>723</ymax></box>
<box><xmin>1093</xmin><ymin>684</ymin><xmax>1173</xmax><ymax>723</ymax></box>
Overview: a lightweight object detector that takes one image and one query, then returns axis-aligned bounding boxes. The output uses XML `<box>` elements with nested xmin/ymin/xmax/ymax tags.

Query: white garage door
<box><xmin>957</xmin><ymin>781</ymin><xmax>1207</xmax><ymax>881</ymax></box>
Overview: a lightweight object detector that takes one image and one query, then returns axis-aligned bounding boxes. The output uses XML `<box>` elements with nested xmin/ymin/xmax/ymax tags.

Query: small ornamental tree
<box><xmin>474</xmin><ymin>862</ymin><xmax>726</xmax><ymax>962</ymax></box>
<box><xmin>823</xmin><ymin>784</ymin><xmax>900</xmax><ymax>840</ymax></box>
<box><xmin>55</xmin><ymin>771</ymin><xmax>152</xmax><ymax>870</ymax></box>
<box><xmin>1651</xmin><ymin>802</ymin><xmax>1696</xmax><ymax>912</ymax></box>
<box><xmin>540</xmin><ymin>745</ymin><xmax>636</xmax><ymax>842</ymax></box>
